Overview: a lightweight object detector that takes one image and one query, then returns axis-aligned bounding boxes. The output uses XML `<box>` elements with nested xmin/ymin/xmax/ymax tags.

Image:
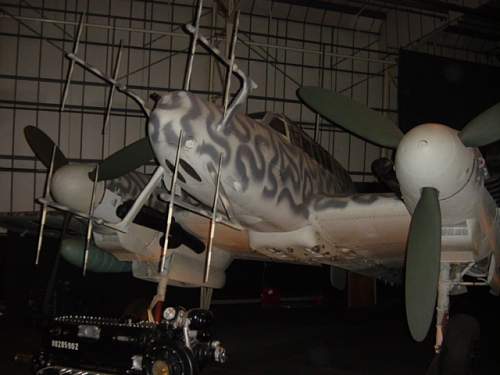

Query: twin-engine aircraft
<box><xmin>6</xmin><ymin>0</ymin><xmax>499</xmax><ymax>354</ymax></box>
<box><xmin>27</xmin><ymin>7</ymin><xmax>405</xmax><ymax>323</ymax></box>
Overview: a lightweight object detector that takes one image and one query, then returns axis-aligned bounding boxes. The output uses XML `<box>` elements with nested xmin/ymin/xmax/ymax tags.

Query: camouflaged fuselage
<box><xmin>148</xmin><ymin>91</ymin><xmax>354</xmax><ymax>232</ymax></box>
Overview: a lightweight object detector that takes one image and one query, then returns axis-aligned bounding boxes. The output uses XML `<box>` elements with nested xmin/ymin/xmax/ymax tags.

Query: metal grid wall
<box><xmin>0</xmin><ymin>0</ymin><xmax>386</xmax><ymax>213</ymax></box>
<box><xmin>0</xmin><ymin>0</ymin><xmax>495</xmax><ymax>213</ymax></box>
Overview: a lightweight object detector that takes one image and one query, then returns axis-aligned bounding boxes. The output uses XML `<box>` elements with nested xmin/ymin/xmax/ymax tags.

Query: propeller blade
<box><xmin>89</xmin><ymin>137</ymin><xmax>154</xmax><ymax>181</ymax></box>
<box><xmin>24</xmin><ymin>126</ymin><xmax>69</xmax><ymax>170</ymax></box>
<box><xmin>297</xmin><ymin>87</ymin><xmax>403</xmax><ymax>149</ymax></box>
<box><xmin>405</xmin><ymin>187</ymin><xmax>441</xmax><ymax>342</ymax></box>
<box><xmin>459</xmin><ymin>102</ymin><xmax>500</xmax><ymax>147</ymax></box>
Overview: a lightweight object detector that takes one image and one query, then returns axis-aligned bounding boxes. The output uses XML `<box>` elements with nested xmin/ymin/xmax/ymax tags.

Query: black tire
<box><xmin>426</xmin><ymin>314</ymin><xmax>480</xmax><ymax>375</ymax></box>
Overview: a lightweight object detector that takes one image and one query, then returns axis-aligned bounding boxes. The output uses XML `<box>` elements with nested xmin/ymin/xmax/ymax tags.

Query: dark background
<box><xmin>398</xmin><ymin>49</ymin><xmax>500</xmax><ymax>133</ymax></box>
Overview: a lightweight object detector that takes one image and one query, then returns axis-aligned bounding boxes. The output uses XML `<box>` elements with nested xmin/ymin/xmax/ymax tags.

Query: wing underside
<box><xmin>309</xmin><ymin>193</ymin><xmax>411</xmax><ymax>283</ymax></box>
<box><xmin>233</xmin><ymin>193</ymin><xmax>411</xmax><ymax>283</ymax></box>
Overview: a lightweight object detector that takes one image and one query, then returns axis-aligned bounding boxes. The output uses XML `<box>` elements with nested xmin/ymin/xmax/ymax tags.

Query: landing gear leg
<box><xmin>200</xmin><ymin>287</ymin><xmax>213</xmax><ymax>310</ymax></box>
<box><xmin>435</xmin><ymin>263</ymin><xmax>451</xmax><ymax>353</ymax></box>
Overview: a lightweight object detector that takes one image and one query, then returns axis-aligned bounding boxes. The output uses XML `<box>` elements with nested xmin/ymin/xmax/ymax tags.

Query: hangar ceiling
<box><xmin>273</xmin><ymin>0</ymin><xmax>500</xmax><ymax>61</ymax></box>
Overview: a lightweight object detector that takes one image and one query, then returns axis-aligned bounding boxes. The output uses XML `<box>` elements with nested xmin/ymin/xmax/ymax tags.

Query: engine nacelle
<box><xmin>51</xmin><ymin>164</ymin><xmax>105</xmax><ymax>213</ymax></box>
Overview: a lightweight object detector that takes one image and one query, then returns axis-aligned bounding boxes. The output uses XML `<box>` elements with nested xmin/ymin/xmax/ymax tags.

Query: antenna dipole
<box><xmin>102</xmin><ymin>40</ymin><xmax>123</xmax><ymax>135</ymax></box>
<box><xmin>35</xmin><ymin>144</ymin><xmax>57</xmax><ymax>265</ymax></box>
<box><xmin>222</xmin><ymin>10</ymin><xmax>240</xmax><ymax>118</ymax></box>
<box><xmin>159</xmin><ymin>131</ymin><xmax>184</xmax><ymax>273</ymax></box>
<box><xmin>82</xmin><ymin>163</ymin><xmax>100</xmax><ymax>276</ymax></box>
<box><xmin>60</xmin><ymin>13</ymin><xmax>85</xmax><ymax>112</ymax></box>
<box><xmin>184</xmin><ymin>0</ymin><xmax>204</xmax><ymax>91</ymax></box>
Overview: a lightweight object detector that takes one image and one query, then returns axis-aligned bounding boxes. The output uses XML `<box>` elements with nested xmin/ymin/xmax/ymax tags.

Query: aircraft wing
<box><xmin>244</xmin><ymin>193</ymin><xmax>410</xmax><ymax>283</ymax></box>
<box><xmin>309</xmin><ymin>192</ymin><xmax>411</xmax><ymax>283</ymax></box>
<box><xmin>0</xmin><ymin>211</ymin><xmax>85</xmax><ymax>238</ymax></box>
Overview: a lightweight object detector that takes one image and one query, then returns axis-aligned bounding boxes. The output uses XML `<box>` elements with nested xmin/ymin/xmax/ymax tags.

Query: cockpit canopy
<box><xmin>249</xmin><ymin>112</ymin><xmax>340</xmax><ymax>174</ymax></box>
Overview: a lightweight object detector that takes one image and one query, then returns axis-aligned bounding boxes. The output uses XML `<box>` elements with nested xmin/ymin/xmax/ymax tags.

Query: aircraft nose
<box><xmin>51</xmin><ymin>164</ymin><xmax>105</xmax><ymax>213</ymax></box>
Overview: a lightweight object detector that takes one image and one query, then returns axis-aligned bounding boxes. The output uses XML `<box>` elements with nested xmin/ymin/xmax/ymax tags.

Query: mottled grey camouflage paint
<box><xmin>313</xmin><ymin>193</ymin><xmax>398</xmax><ymax>211</ymax></box>
<box><xmin>148</xmin><ymin>91</ymin><xmax>354</xmax><ymax>232</ymax></box>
